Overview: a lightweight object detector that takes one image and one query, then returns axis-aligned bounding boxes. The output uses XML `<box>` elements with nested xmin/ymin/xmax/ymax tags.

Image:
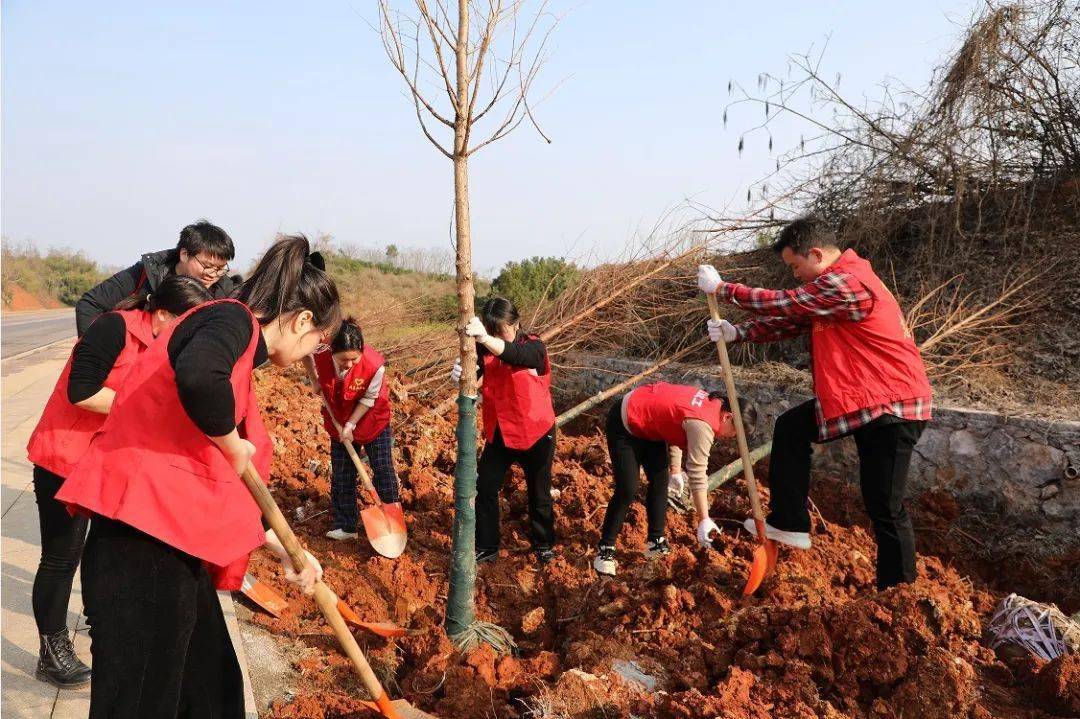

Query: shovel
<box><xmin>238</xmin><ymin>464</ymin><xmax>436</xmax><ymax>719</ymax></box>
<box><xmin>706</xmin><ymin>293</ymin><xmax>778</xmax><ymax>596</ymax></box>
<box><xmin>241</xmin><ymin>574</ymin><xmax>408</xmax><ymax>639</ymax></box>
<box><xmin>303</xmin><ymin>357</ymin><xmax>408</xmax><ymax>559</ymax></box>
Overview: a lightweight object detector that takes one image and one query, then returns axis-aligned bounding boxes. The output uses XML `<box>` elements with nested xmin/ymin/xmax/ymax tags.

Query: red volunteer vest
<box><xmin>55</xmin><ymin>300</ymin><xmax>272</xmax><ymax>590</ymax></box>
<box><xmin>624</xmin><ymin>382</ymin><xmax>727</xmax><ymax>449</ymax></box>
<box><xmin>481</xmin><ymin>338</ymin><xmax>556</xmax><ymax>450</ymax></box>
<box><xmin>314</xmin><ymin>346</ymin><xmax>392</xmax><ymax>444</ymax></box>
<box><xmin>810</xmin><ymin>250</ymin><xmax>933</xmax><ymax>421</ymax></box>
<box><xmin>27</xmin><ymin>310</ymin><xmax>156</xmax><ymax>478</ymax></box>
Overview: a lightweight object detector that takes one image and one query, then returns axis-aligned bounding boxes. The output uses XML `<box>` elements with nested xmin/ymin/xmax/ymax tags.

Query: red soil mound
<box><xmin>248</xmin><ymin>366</ymin><xmax>1077</xmax><ymax>719</ymax></box>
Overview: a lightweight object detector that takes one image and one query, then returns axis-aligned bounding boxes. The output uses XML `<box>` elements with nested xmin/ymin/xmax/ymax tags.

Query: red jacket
<box><xmin>27</xmin><ymin>310</ymin><xmax>156</xmax><ymax>478</ymax></box>
<box><xmin>810</xmin><ymin>250</ymin><xmax>932</xmax><ymax>421</ymax></box>
<box><xmin>481</xmin><ymin>340</ymin><xmax>556</xmax><ymax>450</ymax></box>
<box><xmin>56</xmin><ymin>300</ymin><xmax>272</xmax><ymax>590</ymax></box>
<box><xmin>313</xmin><ymin>346</ymin><xmax>392</xmax><ymax>444</ymax></box>
<box><xmin>624</xmin><ymin>382</ymin><xmax>728</xmax><ymax>449</ymax></box>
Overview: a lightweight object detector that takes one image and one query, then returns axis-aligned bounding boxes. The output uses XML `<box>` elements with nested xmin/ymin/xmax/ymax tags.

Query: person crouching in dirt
<box><xmin>56</xmin><ymin>235</ymin><xmax>336</xmax><ymax>718</ymax></box>
<box><xmin>25</xmin><ymin>275</ymin><xmax>213</xmax><ymax>689</ymax></box>
<box><xmin>698</xmin><ymin>216</ymin><xmax>932</xmax><ymax>590</ymax></box>
<box><xmin>592</xmin><ymin>381</ymin><xmax>737</xmax><ymax>576</ymax></box>
<box><xmin>312</xmin><ymin>317</ymin><xmax>401</xmax><ymax>541</ymax></box>
<box><xmin>451</xmin><ymin>296</ymin><xmax>557</xmax><ymax>565</ymax></box>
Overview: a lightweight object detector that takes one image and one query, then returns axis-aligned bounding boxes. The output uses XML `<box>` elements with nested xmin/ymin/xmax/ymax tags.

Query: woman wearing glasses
<box><xmin>57</xmin><ymin>234</ymin><xmax>340</xmax><ymax>718</ymax></box>
<box><xmin>74</xmin><ymin>220</ymin><xmax>238</xmax><ymax>336</ymax></box>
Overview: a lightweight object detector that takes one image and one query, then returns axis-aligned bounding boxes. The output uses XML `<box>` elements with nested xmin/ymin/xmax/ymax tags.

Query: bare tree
<box><xmin>378</xmin><ymin>0</ymin><xmax>558</xmax><ymax>652</ymax></box>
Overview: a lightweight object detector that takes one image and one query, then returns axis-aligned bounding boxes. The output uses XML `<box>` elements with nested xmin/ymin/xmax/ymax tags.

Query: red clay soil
<box><xmin>248</xmin><ymin>366</ymin><xmax>1079</xmax><ymax>719</ymax></box>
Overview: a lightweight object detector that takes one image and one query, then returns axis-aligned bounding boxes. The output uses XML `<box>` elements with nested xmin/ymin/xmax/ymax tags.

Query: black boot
<box><xmin>36</xmin><ymin>630</ymin><xmax>91</xmax><ymax>688</ymax></box>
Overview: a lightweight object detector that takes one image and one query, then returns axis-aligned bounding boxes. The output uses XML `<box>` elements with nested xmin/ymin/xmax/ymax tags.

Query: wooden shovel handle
<box><xmin>237</xmin><ymin>464</ymin><xmax>401</xmax><ymax>719</ymax></box>
<box><xmin>706</xmin><ymin>294</ymin><xmax>768</xmax><ymax>524</ymax></box>
<box><xmin>303</xmin><ymin>357</ymin><xmax>384</xmax><ymax>508</ymax></box>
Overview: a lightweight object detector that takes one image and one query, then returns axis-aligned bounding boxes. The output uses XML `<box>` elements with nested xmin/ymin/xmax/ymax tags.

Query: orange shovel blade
<box><xmin>361</xmin><ymin>502</ymin><xmax>407</xmax><ymax>559</ymax></box>
<box><xmin>336</xmin><ymin>599</ymin><xmax>410</xmax><ymax>638</ymax></box>
<box><xmin>359</xmin><ymin>697</ymin><xmax>438</xmax><ymax>719</ymax></box>
<box><xmin>764</xmin><ymin>538</ymin><xmax>779</xmax><ymax>573</ymax></box>
<box><xmin>240</xmin><ymin>574</ymin><xmax>290</xmax><ymax>618</ymax></box>
<box><xmin>741</xmin><ymin>544</ymin><xmax>770</xmax><ymax>597</ymax></box>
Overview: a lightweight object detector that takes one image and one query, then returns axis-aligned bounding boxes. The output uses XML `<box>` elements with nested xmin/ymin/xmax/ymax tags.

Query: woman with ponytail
<box><xmin>26</xmin><ymin>275</ymin><xmax>213</xmax><ymax>689</ymax></box>
<box><xmin>56</xmin><ymin>234</ymin><xmax>341</xmax><ymax>718</ymax></box>
<box><xmin>592</xmin><ymin>382</ymin><xmax>743</xmax><ymax>577</ymax></box>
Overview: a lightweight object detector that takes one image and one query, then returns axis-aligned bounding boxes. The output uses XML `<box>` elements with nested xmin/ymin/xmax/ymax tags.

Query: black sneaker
<box><xmin>535</xmin><ymin>548</ymin><xmax>555</xmax><ymax>564</ymax></box>
<box><xmin>592</xmin><ymin>545</ymin><xmax>617</xmax><ymax>576</ymax></box>
<box><xmin>476</xmin><ymin>549</ymin><xmax>498</xmax><ymax>564</ymax></box>
<box><xmin>645</xmin><ymin>537</ymin><xmax>671</xmax><ymax>558</ymax></box>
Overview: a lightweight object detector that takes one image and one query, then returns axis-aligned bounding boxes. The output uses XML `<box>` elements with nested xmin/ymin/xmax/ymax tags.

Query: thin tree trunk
<box><xmin>446</xmin><ymin>0</ymin><xmax>478</xmax><ymax>639</ymax></box>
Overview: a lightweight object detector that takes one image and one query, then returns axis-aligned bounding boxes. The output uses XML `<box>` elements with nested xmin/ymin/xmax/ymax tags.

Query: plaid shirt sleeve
<box><xmin>716</xmin><ymin>271</ymin><xmax>875</xmax><ymax>321</ymax></box>
<box><xmin>735</xmin><ymin>315</ymin><xmax>813</xmax><ymax>343</ymax></box>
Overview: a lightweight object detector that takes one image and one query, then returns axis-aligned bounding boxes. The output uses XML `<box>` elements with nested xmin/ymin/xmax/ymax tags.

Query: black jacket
<box><xmin>75</xmin><ymin>248</ymin><xmax>236</xmax><ymax>336</ymax></box>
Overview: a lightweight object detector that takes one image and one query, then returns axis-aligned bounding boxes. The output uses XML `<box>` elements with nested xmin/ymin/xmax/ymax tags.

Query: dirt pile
<box><xmin>247</xmin><ymin>366</ymin><xmax>1077</xmax><ymax>719</ymax></box>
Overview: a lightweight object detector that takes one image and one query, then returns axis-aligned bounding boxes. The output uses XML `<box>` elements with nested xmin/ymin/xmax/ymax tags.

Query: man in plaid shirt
<box><xmin>699</xmin><ymin>216</ymin><xmax>932</xmax><ymax>590</ymax></box>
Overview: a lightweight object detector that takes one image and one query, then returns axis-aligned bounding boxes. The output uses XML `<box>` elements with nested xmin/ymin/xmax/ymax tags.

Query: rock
<box><xmin>611</xmin><ymin>658</ymin><xmax>659</xmax><ymax>692</ymax></box>
<box><xmin>1041</xmin><ymin>483</ymin><xmax>1060</xmax><ymax>499</ymax></box>
<box><xmin>521</xmin><ymin>606</ymin><xmax>545</xmax><ymax>636</ymax></box>
<box><xmin>949</xmin><ymin>430</ymin><xmax>979</xmax><ymax>457</ymax></box>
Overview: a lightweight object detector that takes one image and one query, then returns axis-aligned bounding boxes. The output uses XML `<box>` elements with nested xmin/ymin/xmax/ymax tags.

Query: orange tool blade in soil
<box><xmin>336</xmin><ymin>595</ymin><xmax>410</xmax><ymax>638</ymax></box>
<box><xmin>240</xmin><ymin>574</ymin><xmax>290</xmax><ymax>617</ymax></box>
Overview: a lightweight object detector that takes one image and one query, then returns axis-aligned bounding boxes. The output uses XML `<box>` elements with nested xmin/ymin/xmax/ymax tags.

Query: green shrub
<box><xmin>490</xmin><ymin>256</ymin><xmax>579</xmax><ymax>310</ymax></box>
<box><xmin>1</xmin><ymin>239</ymin><xmax>106</xmax><ymax>306</ymax></box>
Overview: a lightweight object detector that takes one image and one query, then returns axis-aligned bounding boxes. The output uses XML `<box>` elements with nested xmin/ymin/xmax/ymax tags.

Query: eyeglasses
<box><xmin>189</xmin><ymin>253</ymin><xmax>230</xmax><ymax>277</ymax></box>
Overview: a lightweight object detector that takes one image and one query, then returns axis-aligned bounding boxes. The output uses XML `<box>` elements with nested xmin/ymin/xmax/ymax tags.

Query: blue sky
<box><xmin>2</xmin><ymin>1</ymin><xmax>976</xmax><ymax>276</ymax></box>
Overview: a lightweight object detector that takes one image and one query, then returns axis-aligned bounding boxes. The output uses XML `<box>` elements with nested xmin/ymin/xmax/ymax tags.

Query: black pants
<box><xmin>767</xmin><ymin>399</ymin><xmax>926</xmax><ymax>590</ymax></box>
<box><xmin>599</xmin><ymin>401</ymin><xmax>670</xmax><ymax>546</ymax></box>
<box><xmin>81</xmin><ymin>516</ymin><xmax>244</xmax><ymax>719</ymax></box>
<box><xmin>32</xmin><ymin>465</ymin><xmax>89</xmax><ymax>635</ymax></box>
<box><xmin>476</xmin><ymin>425</ymin><xmax>556</xmax><ymax>552</ymax></box>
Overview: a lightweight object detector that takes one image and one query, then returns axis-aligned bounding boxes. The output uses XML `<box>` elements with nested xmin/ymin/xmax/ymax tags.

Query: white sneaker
<box><xmin>326</xmin><ymin>528</ymin><xmax>359</xmax><ymax>541</ymax></box>
<box><xmin>592</xmin><ymin>546</ymin><xmax>617</xmax><ymax>576</ymax></box>
<box><xmin>742</xmin><ymin>518</ymin><xmax>811</xmax><ymax>549</ymax></box>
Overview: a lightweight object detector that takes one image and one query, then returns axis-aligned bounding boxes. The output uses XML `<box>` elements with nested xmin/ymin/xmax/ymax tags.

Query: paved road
<box><xmin>1</xmin><ymin>310</ymin><xmax>76</xmax><ymax>359</ymax></box>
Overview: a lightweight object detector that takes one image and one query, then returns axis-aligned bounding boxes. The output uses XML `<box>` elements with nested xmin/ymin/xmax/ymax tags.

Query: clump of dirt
<box><xmin>247</xmin><ymin>366</ymin><xmax>1078</xmax><ymax>719</ymax></box>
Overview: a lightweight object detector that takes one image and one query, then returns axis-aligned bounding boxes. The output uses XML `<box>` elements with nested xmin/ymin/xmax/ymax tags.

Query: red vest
<box><xmin>481</xmin><ymin>339</ymin><xmax>556</xmax><ymax>450</ymax></box>
<box><xmin>314</xmin><ymin>346</ymin><xmax>392</xmax><ymax>444</ymax></box>
<box><xmin>56</xmin><ymin>300</ymin><xmax>272</xmax><ymax>590</ymax></box>
<box><xmin>624</xmin><ymin>382</ymin><xmax>727</xmax><ymax>449</ymax></box>
<box><xmin>810</xmin><ymin>250</ymin><xmax>933</xmax><ymax>421</ymax></box>
<box><xmin>27</xmin><ymin>310</ymin><xmax>156</xmax><ymax>478</ymax></box>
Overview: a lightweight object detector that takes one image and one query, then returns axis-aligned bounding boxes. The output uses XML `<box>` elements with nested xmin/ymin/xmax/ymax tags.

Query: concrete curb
<box><xmin>219</xmin><ymin>592</ymin><xmax>259</xmax><ymax>718</ymax></box>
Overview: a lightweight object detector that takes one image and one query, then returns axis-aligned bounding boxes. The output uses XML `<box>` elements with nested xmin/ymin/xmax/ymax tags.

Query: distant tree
<box><xmin>491</xmin><ymin>256</ymin><xmax>580</xmax><ymax>310</ymax></box>
<box><xmin>385</xmin><ymin>244</ymin><xmax>400</xmax><ymax>265</ymax></box>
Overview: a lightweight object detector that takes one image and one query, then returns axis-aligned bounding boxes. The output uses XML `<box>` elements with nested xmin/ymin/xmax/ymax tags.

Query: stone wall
<box><xmin>558</xmin><ymin>354</ymin><xmax>1080</xmax><ymax>529</ymax></box>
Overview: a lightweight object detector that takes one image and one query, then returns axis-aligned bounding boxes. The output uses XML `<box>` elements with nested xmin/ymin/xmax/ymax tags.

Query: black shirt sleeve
<box><xmin>67</xmin><ymin>313</ymin><xmax>127</xmax><ymax>404</ymax></box>
<box><xmin>496</xmin><ymin>333</ymin><xmax>548</xmax><ymax>372</ymax></box>
<box><xmin>168</xmin><ymin>303</ymin><xmax>262</xmax><ymax>436</ymax></box>
<box><xmin>75</xmin><ymin>263</ymin><xmax>143</xmax><ymax>337</ymax></box>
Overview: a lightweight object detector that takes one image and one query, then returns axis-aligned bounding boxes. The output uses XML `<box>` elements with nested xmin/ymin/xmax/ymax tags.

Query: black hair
<box><xmin>480</xmin><ymin>296</ymin><xmax>520</xmax><ymax>336</ymax></box>
<box><xmin>113</xmin><ymin>274</ymin><xmax>213</xmax><ymax>316</ymax></box>
<box><xmin>177</xmin><ymin>220</ymin><xmax>235</xmax><ymax>261</ymax></box>
<box><xmin>770</xmin><ymin>216</ymin><xmax>839</xmax><ymax>256</ymax></box>
<box><xmin>331</xmin><ymin>316</ymin><xmax>365</xmax><ymax>353</ymax></box>
<box><xmin>236</xmin><ymin>234</ymin><xmax>342</xmax><ymax>334</ymax></box>
<box><xmin>707</xmin><ymin>390</ymin><xmax>758</xmax><ymax>432</ymax></box>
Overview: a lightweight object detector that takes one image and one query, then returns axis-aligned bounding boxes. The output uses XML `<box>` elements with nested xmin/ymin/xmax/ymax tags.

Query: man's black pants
<box><xmin>476</xmin><ymin>425</ymin><xmax>557</xmax><ymax>552</ymax></box>
<box><xmin>82</xmin><ymin>516</ymin><xmax>244</xmax><ymax>718</ymax></box>
<box><xmin>598</xmin><ymin>401</ymin><xmax>670</xmax><ymax>547</ymax></box>
<box><xmin>767</xmin><ymin>399</ymin><xmax>926</xmax><ymax>590</ymax></box>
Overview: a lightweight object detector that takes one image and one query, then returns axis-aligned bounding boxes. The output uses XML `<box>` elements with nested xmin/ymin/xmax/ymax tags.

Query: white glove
<box><xmin>696</xmin><ymin>518</ymin><xmax>721</xmax><ymax>548</ymax></box>
<box><xmin>464</xmin><ymin>317</ymin><xmax>488</xmax><ymax>339</ymax></box>
<box><xmin>707</xmin><ymin>318</ymin><xmax>738</xmax><ymax>344</ymax></box>
<box><xmin>697</xmin><ymin>264</ymin><xmax>723</xmax><ymax>294</ymax></box>
<box><xmin>667</xmin><ymin>472</ymin><xmax>686</xmax><ymax>499</ymax></box>
<box><xmin>281</xmin><ymin>549</ymin><xmax>323</xmax><ymax>596</ymax></box>
<box><xmin>450</xmin><ymin>359</ymin><xmax>462</xmax><ymax>383</ymax></box>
